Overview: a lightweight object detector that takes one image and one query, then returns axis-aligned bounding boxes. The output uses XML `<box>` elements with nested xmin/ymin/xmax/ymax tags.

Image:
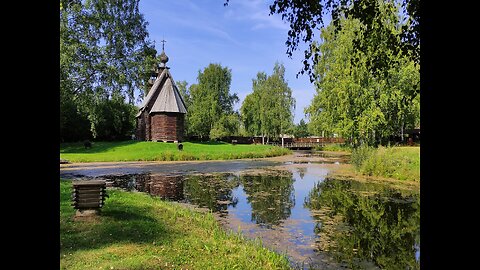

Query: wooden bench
<box><xmin>72</xmin><ymin>180</ymin><xmax>107</xmax><ymax>212</ymax></box>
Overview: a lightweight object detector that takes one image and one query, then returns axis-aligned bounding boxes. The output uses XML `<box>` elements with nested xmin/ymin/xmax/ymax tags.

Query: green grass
<box><xmin>60</xmin><ymin>141</ymin><xmax>291</xmax><ymax>162</ymax></box>
<box><xmin>314</xmin><ymin>143</ymin><xmax>352</xmax><ymax>152</ymax></box>
<box><xmin>60</xmin><ymin>180</ymin><xmax>291</xmax><ymax>270</ymax></box>
<box><xmin>351</xmin><ymin>146</ymin><xmax>420</xmax><ymax>181</ymax></box>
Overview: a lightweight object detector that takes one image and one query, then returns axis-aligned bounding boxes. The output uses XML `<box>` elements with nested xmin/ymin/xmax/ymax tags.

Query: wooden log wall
<box><xmin>151</xmin><ymin>112</ymin><xmax>184</xmax><ymax>142</ymax></box>
<box><xmin>136</xmin><ymin>112</ymin><xmax>147</xmax><ymax>140</ymax></box>
<box><xmin>145</xmin><ymin>175</ymin><xmax>184</xmax><ymax>201</ymax></box>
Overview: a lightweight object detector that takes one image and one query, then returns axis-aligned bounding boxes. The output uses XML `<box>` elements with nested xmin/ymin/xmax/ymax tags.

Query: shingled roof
<box><xmin>137</xmin><ymin>67</ymin><xmax>187</xmax><ymax>117</ymax></box>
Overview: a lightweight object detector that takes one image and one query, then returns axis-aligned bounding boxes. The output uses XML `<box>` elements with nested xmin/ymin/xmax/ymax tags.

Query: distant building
<box><xmin>404</xmin><ymin>127</ymin><xmax>420</xmax><ymax>144</ymax></box>
<box><xmin>135</xmin><ymin>46</ymin><xmax>187</xmax><ymax>142</ymax></box>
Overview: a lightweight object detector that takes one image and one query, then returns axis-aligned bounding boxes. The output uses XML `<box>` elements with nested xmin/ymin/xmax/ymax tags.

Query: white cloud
<box><xmin>223</xmin><ymin>0</ymin><xmax>289</xmax><ymax>31</ymax></box>
<box><xmin>146</xmin><ymin>1</ymin><xmax>242</xmax><ymax>46</ymax></box>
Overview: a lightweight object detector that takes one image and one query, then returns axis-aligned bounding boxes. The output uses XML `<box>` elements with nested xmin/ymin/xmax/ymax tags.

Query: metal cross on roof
<box><xmin>161</xmin><ymin>39</ymin><xmax>166</xmax><ymax>51</ymax></box>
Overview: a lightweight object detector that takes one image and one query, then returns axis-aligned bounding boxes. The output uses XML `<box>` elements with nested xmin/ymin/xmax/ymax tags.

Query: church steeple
<box><xmin>148</xmin><ymin>39</ymin><xmax>170</xmax><ymax>86</ymax></box>
<box><xmin>159</xmin><ymin>39</ymin><xmax>169</xmax><ymax>68</ymax></box>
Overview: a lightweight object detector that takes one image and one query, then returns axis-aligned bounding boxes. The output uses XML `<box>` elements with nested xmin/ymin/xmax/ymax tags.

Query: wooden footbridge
<box><xmin>267</xmin><ymin>138</ymin><xmax>345</xmax><ymax>149</ymax></box>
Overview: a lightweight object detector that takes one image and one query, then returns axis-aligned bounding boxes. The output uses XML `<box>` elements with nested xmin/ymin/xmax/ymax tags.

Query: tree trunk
<box><xmin>401</xmin><ymin>122</ymin><xmax>404</xmax><ymax>142</ymax></box>
<box><xmin>262</xmin><ymin>134</ymin><xmax>265</xmax><ymax>145</ymax></box>
<box><xmin>281</xmin><ymin>135</ymin><xmax>284</xmax><ymax>148</ymax></box>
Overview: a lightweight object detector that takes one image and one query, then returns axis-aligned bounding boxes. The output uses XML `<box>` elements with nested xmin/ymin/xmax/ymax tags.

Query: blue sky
<box><xmin>138</xmin><ymin>0</ymin><xmax>325</xmax><ymax>124</ymax></box>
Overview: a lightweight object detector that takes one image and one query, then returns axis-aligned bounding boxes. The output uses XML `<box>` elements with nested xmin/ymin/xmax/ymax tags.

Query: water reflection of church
<box><xmin>137</xmin><ymin>174</ymin><xmax>185</xmax><ymax>201</ymax></box>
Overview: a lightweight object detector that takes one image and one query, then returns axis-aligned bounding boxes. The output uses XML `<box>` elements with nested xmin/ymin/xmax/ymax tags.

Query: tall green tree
<box><xmin>210</xmin><ymin>113</ymin><xmax>241</xmax><ymax>140</ymax></box>
<box><xmin>240</xmin><ymin>88</ymin><xmax>262</xmax><ymax>138</ymax></box>
<box><xmin>293</xmin><ymin>119</ymin><xmax>310</xmax><ymax>138</ymax></box>
<box><xmin>305</xmin><ymin>4</ymin><xmax>419</xmax><ymax>146</ymax></box>
<box><xmin>60</xmin><ymin>98</ymin><xmax>92</xmax><ymax>142</ymax></box>
<box><xmin>241</xmin><ymin>62</ymin><xmax>295</xmax><ymax>144</ymax></box>
<box><xmin>87</xmin><ymin>93</ymin><xmax>137</xmax><ymax>140</ymax></box>
<box><xmin>187</xmin><ymin>63</ymin><xmax>239</xmax><ymax>139</ymax></box>
<box><xmin>60</xmin><ymin>0</ymin><xmax>156</xmax><ymax>141</ymax></box>
<box><xmin>176</xmin><ymin>80</ymin><xmax>191</xmax><ymax>108</ymax></box>
<box><xmin>60</xmin><ymin>0</ymin><xmax>155</xmax><ymax>101</ymax></box>
<box><xmin>176</xmin><ymin>80</ymin><xmax>191</xmax><ymax>137</ymax></box>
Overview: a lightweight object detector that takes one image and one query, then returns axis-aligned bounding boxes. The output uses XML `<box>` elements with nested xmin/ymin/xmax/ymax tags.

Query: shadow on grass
<box><xmin>60</xmin><ymin>195</ymin><xmax>184</xmax><ymax>253</ymax></box>
<box><xmin>60</xmin><ymin>140</ymin><xmax>141</xmax><ymax>154</ymax></box>
<box><xmin>189</xmin><ymin>141</ymin><xmax>229</xmax><ymax>146</ymax></box>
<box><xmin>101</xmin><ymin>209</ymin><xmax>158</xmax><ymax>222</ymax></box>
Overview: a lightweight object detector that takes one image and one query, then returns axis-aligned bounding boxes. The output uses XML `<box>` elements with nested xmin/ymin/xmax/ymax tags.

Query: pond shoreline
<box><xmin>60</xmin><ymin>150</ymin><xmax>419</xmax><ymax>269</ymax></box>
<box><xmin>61</xmin><ymin>150</ymin><xmax>418</xmax><ymax>189</ymax></box>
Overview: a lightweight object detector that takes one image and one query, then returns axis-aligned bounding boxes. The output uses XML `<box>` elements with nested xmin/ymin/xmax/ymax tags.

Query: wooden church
<box><xmin>135</xmin><ymin>45</ymin><xmax>187</xmax><ymax>142</ymax></box>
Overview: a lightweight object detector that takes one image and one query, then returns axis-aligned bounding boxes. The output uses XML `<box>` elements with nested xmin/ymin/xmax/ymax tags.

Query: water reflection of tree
<box><xmin>305</xmin><ymin>178</ymin><xmax>420</xmax><ymax>269</ymax></box>
<box><xmin>241</xmin><ymin>172</ymin><xmax>295</xmax><ymax>228</ymax></box>
<box><xmin>183</xmin><ymin>174</ymin><xmax>240</xmax><ymax>212</ymax></box>
<box><xmin>296</xmin><ymin>167</ymin><xmax>307</xmax><ymax>179</ymax></box>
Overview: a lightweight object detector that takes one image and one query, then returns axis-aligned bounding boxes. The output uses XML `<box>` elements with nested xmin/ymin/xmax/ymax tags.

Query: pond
<box><xmin>61</xmin><ymin>152</ymin><xmax>419</xmax><ymax>269</ymax></box>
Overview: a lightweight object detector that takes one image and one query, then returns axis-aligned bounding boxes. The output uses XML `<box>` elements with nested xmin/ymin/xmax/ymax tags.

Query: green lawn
<box><xmin>60</xmin><ymin>141</ymin><xmax>291</xmax><ymax>162</ymax></box>
<box><xmin>60</xmin><ymin>180</ymin><xmax>290</xmax><ymax>270</ymax></box>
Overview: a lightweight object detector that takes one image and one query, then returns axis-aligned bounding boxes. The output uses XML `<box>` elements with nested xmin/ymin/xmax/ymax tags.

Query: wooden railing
<box><xmin>268</xmin><ymin>138</ymin><xmax>345</xmax><ymax>148</ymax></box>
<box><xmin>293</xmin><ymin>137</ymin><xmax>345</xmax><ymax>143</ymax></box>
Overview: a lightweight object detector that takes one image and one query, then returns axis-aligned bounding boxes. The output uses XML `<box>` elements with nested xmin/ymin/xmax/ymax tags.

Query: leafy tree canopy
<box><xmin>187</xmin><ymin>63</ymin><xmax>239</xmax><ymax>138</ymax></box>
<box><xmin>241</xmin><ymin>62</ymin><xmax>295</xmax><ymax>142</ymax></box>
<box><xmin>305</xmin><ymin>7</ymin><xmax>419</xmax><ymax>146</ymax></box>
<box><xmin>60</xmin><ymin>0</ymin><xmax>156</xmax><ymax>102</ymax></box>
<box><xmin>60</xmin><ymin>0</ymin><xmax>156</xmax><ymax>140</ymax></box>
<box><xmin>225</xmin><ymin>0</ymin><xmax>419</xmax><ymax>96</ymax></box>
<box><xmin>293</xmin><ymin>119</ymin><xmax>310</xmax><ymax>138</ymax></box>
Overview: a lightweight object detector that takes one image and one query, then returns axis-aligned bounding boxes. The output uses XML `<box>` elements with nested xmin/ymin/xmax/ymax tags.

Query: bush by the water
<box><xmin>314</xmin><ymin>143</ymin><xmax>351</xmax><ymax>152</ymax></box>
<box><xmin>351</xmin><ymin>145</ymin><xmax>375</xmax><ymax>169</ymax></box>
<box><xmin>351</xmin><ymin>146</ymin><xmax>420</xmax><ymax>181</ymax></box>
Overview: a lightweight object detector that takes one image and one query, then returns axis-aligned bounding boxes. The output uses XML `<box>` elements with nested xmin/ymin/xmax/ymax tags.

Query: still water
<box><xmin>96</xmin><ymin>160</ymin><xmax>419</xmax><ymax>269</ymax></box>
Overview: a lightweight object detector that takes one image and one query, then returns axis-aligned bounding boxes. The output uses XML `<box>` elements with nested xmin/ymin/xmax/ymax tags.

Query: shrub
<box><xmin>350</xmin><ymin>144</ymin><xmax>375</xmax><ymax>169</ymax></box>
<box><xmin>353</xmin><ymin>146</ymin><xmax>420</xmax><ymax>181</ymax></box>
<box><xmin>314</xmin><ymin>143</ymin><xmax>351</xmax><ymax>152</ymax></box>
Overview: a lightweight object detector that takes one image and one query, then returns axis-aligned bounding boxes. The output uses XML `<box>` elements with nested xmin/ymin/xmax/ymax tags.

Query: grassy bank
<box><xmin>60</xmin><ymin>180</ymin><xmax>290</xmax><ymax>269</ymax></box>
<box><xmin>60</xmin><ymin>141</ymin><xmax>291</xmax><ymax>162</ymax></box>
<box><xmin>314</xmin><ymin>143</ymin><xmax>352</xmax><ymax>152</ymax></box>
<box><xmin>351</xmin><ymin>146</ymin><xmax>420</xmax><ymax>181</ymax></box>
